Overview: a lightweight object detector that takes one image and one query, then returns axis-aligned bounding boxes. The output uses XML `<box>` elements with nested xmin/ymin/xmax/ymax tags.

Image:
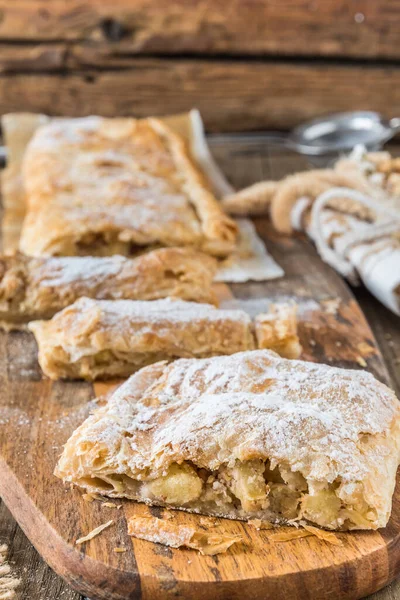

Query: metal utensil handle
<box><xmin>0</xmin><ymin>146</ymin><xmax>6</xmax><ymax>168</ymax></box>
<box><xmin>208</xmin><ymin>132</ymin><xmax>289</xmax><ymax>146</ymax></box>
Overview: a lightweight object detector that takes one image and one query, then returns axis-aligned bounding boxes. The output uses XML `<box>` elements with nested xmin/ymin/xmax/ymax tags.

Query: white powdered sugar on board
<box><xmin>215</xmin><ymin>219</ymin><xmax>284</xmax><ymax>283</ymax></box>
<box><xmin>63</xmin><ymin>350</ymin><xmax>399</xmax><ymax>486</ymax></box>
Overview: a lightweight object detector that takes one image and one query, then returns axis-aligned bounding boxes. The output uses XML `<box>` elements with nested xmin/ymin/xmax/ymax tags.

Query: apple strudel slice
<box><xmin>0</xmin><ymin>248</ymin><xmax>217</xmax><ymax>328</ymax></box>
<box><xmin>55</xmin><ymin>350</ymin><xmax>400</xmax><ymax>531</ymax></box>
<box><xmin>29</xmin><ymin>298</ymin><xmax>301</xmax><ymax>380</ymax></box>
<box><xmin>19</xmin><ymin>117</ymin><xmax>237</xmax><ymax>258</ymax></box>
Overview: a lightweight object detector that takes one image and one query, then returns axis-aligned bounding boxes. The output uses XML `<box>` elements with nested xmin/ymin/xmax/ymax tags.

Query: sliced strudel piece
<box><xmin>19</xmin><ymin>117</ymin><xmax>237</xmax><ymax>257</ymax></box>
<box><xmin>0</xmin><ymin>248</ymin><xmax>217</xmax><ymax>327</ymax></box>
<box><xmin>29</xmin><ymin>297</ymin><xmax>256</xmax><ymax>380</ymax></box>
<box><xmin>55</xmin><ymin>350</ymin><xmax>400</xmax><ymax>531</ymax></box>
<box><xmin>29</xmin><ymin>298</ymin><xmax>301</xmax><ymax>380</ymax></box>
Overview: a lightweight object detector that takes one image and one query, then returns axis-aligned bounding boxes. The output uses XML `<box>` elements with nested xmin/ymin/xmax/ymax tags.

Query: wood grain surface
<box><xmin>0</xmin><ymin>0</ymin><xmax>398</xmax><ymax>60</ymax></box>
<box><xmin>1</xmin><ymin>139</ymin><xmax>400</xmax><ymax>600</ymax></box>
<box><xmin>0</xmin><ymin>2</ymin><xmax>400</xmax><ymax>131</ymax></box>
<box><xmin>1</xmin><ymin>60</ymin><xmax>400</xmax><ymax>132</ymax></box>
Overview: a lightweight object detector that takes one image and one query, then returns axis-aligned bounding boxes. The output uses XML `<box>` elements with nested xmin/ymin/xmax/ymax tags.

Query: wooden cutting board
<box><xmin>0</xmin><ymin>220</ymin><xmax>399</xmax><ymax>600</ymax></box>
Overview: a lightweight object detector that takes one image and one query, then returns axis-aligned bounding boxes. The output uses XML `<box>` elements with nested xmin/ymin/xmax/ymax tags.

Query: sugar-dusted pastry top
<box><xmin>0</xmin><ymin>248</ymin><xmax>217</xmax><ymax>325</ymax></box>
<box><xmin>56</xmin><ymin>350</ymin><xmax>400</xmax><ymax>530</ymax></box>
<box><xmin>29</xmin><ymin>298</ymin><xmax>301</xmax><ymax>380</ymax></box>
<box><xmin>19</xmin><ymin>117</ymin><xmax>237</xmax><ymax>257</ymax></box>
<box><xmin>29</xmin><ymin>297</ymin><xmax>256</xmax><ymax>380</ymax></box>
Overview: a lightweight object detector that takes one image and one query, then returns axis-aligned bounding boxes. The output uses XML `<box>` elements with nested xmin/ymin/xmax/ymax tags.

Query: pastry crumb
<box><xmin>128</xmin><ymin>515</ymin><xmax>241</xmax><ymax>555</ymax></box>
<box><xmin>302</xmin><ymin>524</ymin><xmax>343</xmax><ymax>546</ymax></box>
<box><xmin>270</xmin><ymin>524</ymin><xmax>343</xmax><ymax>546</ymax></box>
<box><xmin>82</xmin><ymin>492</ymin><xmax>102</xmax><ymax>502</ymax></box>
<box><xmin>269</xmin><ymin>529</ymin><xmax>312</xmax><ymax>542</ymax></box>
<box><xmin>76</xmin><ymin>520</ymin><xmax>114</xmax><ymax>545</ymax></box>
<box><xmin>199</xmin><ymin>516</ymin><xmax>218</xmax><ymax>527</ymax></box>
<box><xmin>102</xmin><ymin>502</ymin><xmax>119</xmax><ymax>509</ymax></box>
<box><xmin>356</xmin><ymin>355</ymin><xmax>367</xmax><ymax>367</ymax></box>
<box><xmin>248</xmin><ymin>518</ymin><xmax>274</xmax><ymax>530</ymax></box>
<box><xmin>321</xmin><ymin>298</ymin><xmax>341</xmax><ymax>315</ymax></box>
<box><xmin>113</xmin><ymin>547</ymin><xmax>127</xmax><ymax>553</ymax></box>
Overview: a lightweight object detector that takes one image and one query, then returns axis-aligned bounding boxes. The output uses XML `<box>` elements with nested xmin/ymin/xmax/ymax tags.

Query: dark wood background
<box><xmin>0</xmin><ymin>0</ymin><xmax>400</xmax><ymax>131</ymax></box>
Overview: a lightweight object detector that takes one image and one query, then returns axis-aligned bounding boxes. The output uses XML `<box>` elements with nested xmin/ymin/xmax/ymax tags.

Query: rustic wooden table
<box><xmin>1</xmin><ymin>137</ymin><xmax>399</xmax><ymax>600</ymax></box>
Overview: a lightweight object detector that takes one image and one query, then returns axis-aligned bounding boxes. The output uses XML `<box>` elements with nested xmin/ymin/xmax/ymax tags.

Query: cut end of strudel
<box><xmin>29</xmin><ymin>297</ymin><xmax>301</xmax><ymax>381</ymax></box>
<box><xmin>55</xmin><ymin>350</ymin><xmax>400</xmax><ymax>531</ymax></box>
<box><xmin>0</xmin><ymin>248</ymin><xmax>217</xmax><ymax>327</ymax></box>
<box><xmin>19</xmin><ymin>117</ymin><xmax>237</xmax><ymax>258</ymax></box>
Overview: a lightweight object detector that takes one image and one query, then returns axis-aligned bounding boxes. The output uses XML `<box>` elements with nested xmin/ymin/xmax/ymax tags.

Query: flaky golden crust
<box><xmin>55</xmin><ymin>350</ymin><xmax>400</xmax><ymax>530</ymax></box>
<box><xmin>19</xmin><ymin>117</ymin><xmax>237</xmax><ymax>257</ymax></box>
<box><xmin>0</xmin><ymin>248</ymin><xmax>217</xmax><ymax>325</ymax></box>
<box><xmin>29</xmin><ymin>297</ymin><xmax>256</xmax><ymax>380</ymax></box>
<box><xmin>29</xmin><ymin>299</ymin><xmax>300</xmax><ymax>381</ymax></box>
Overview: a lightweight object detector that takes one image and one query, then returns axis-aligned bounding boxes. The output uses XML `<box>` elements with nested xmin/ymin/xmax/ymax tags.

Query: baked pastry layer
<box><xmin>19</xmin><ymin>117</ymin><xmax>237</xmax><ymax>257</ymax></box>
<box><xmin>29</xmin><ymin>298</ymin><xmax>301</xmax><ymax>380</ymax></box>
<box><xmin>55</xmin><ymin>350</ymin><xmax>400</xmax><ymax>530</ymax></box>
<box><xmin>0</xmin><ymin>248</ymin><xmax>217</xmax><ymax>326</ymax></box>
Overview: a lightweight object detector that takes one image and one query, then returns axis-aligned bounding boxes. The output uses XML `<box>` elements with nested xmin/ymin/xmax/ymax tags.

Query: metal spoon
<box><xmin>210</xmin><ymin>111</ymin><xmax>400</xmax><ymax>157</ymax></box>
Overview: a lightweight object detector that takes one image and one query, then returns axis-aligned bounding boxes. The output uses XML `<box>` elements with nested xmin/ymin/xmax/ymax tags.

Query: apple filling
<box><xmin>77</xmin><ymin>459</ymin><xmax>377</xmax><ymax>530</ymax></box>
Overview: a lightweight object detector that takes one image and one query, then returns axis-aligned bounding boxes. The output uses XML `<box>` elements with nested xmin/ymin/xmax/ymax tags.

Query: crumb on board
<box><xmin>321</xmin><ymin>297</ymin><xmax>341</xmax><ymax>315</ymax></box>
<box><xmin>76</xmin><ymin>520</ymin><xmax>114</xmax><ymax>545</ymax></box>
<box><xmin>248</xmin><ymin>519</ymin><xmax>274</xmax><ymax>530</ymax></box>
<box><xmin>357</xmin><ymin>341</ymin><xmax>373</xmax><ymax>355</ymax></box>
<box><xmin>269</xmin><ymin>524</ymin><xmax>342</xmax><ymax>546</ymax></box>
<box><xmin>113</xmin><ymin>547</ymin><xmax>127</xmax><ymax>553</ymax></box>
<box><xmin>302</xmin><ymin>524</ymin><xmax>343</xmax><ymax>546</ymax></box>
<box><xmin>128</xmin><ymin>515</ymin><xmax>242</xmax><ymax>555</ymax></box>
<box><xmin>269</xmin><ymin>529</ymin><xmax>312</xmax><ymax>542</ymax></box>
<box><xmin>82</xmin><ymin>493</ymin><xmax>100</xmax><ymax>503</ymax></box>
<box><xmin>356</xmin><ymin>355</ymin><xmax>367</xmax><ymax>367</ymax></box>
<box><xmin>199</xmin><ymin>516</ymin><xmax>218</xmax><ymax>527</ymax></box>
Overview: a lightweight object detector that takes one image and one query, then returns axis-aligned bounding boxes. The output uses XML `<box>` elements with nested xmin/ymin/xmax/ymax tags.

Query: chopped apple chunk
<box><xmin>228</xmin><ymin>460</ymin><xmax>269</xmax><ymax>511</ymax></box>
<box><xmin>142</xmin><ymin>463</ymin><xmax>203</xmax><ymax>505</ymax></box>
<box><xmin>301</xmin><ymin>489</ymin><xmax>342</xmax><ymax>528</ymax></box>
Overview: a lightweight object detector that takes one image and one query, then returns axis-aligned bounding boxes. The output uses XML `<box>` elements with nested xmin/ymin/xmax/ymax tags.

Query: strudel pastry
<box><xmin>0</xmin><ymin>248</ymin><xmax>217</xmax><ymax>327</ymax></box>
<box><xmin>19</xmin><ymin>117</ymin><xmax>237</xmax><ymax>257</ymax></box>
<box><xmin>29</xmin><ymin>298</ymin><xmax>301</xmax><ymax>380</ymax></box>
<box><xmin>55</xmin><ymin>350</ymin><xmax>400</xmax><ymax>531</ymax></box>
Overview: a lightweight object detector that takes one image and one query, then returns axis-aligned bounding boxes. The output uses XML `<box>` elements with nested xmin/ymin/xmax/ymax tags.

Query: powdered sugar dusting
<box><xmin>34</xmin><ymin>255</ymin><xmax>126</xmax><ymax>287</ymax></box>
<box><xmin>58</xmin><ymin>350</ymin><xmax>400</xmax><ymax>488</ymax></box>
<box><xmin>60</xmin><ymin>297</ymin><xmax>252</xmax><ymax>328</ymax></box>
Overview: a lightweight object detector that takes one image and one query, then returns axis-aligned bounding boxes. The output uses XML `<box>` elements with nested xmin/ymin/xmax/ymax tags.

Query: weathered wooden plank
<box><xmin>0</xmin><ymin>60</ymin><xmax>400</xmax><ymax>132</ymax></box>
<box><xmin>0</xmin><ymin>0</ymin><xmax>399</xmax><ymax>60</ymax></box>
<box><xmin>0</xmin><ymin>499</ymin><xmax>82</xmax><ymax>600</ymax></box>
<box><xmin>0</xmin><ymin>43</ymin><xmax>65</xmax><ymax>73</ymax></box>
